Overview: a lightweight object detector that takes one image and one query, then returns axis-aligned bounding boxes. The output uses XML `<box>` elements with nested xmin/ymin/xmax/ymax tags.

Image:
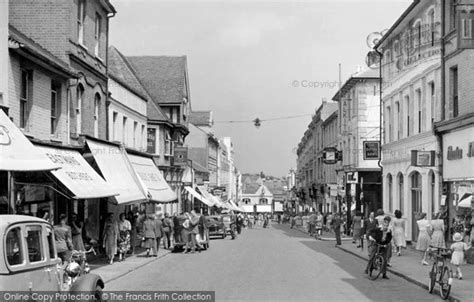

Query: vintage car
<box><xmin>207</xmin><ymin>215</ymin><xmax>226</xmax><ymax>239</ymax></box>
<box><xmin>0</xmin><ymin>215</ymin><xmax>104</xmax><ymax>297</ymax></box>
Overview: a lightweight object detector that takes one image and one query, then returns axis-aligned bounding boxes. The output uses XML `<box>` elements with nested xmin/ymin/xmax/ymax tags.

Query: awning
<box><xmin>196</xmin><ymin>186</ymin><xmax>217</xmax><ymax>207</ymax></box>
<box><xmin>86</xmin><ymin>139</ymin><xmax>147</xmax><ymax>205</ymax></box>
<box><xmin>0</xmin><ymin>110</ymin><xmax>59</xmax><ymax>171</ymax></box>
<box><xmin>184</xmin><ymin>186</ymin><xmax>213</xmax><ymax>207</ymax></box>
<box><xmin>458</xmin><ymin>193</ymin><xmax>473</xmax><ymax>208</ymax></box>
<box><xmin>256</xmin><ymin>205</ymin><xmax>272</xmax><ymax>213</ymax></box>
<box><xmin>242</xmin><ymin>205</ymin><xmax>254</xmax><ymax>213</ymax></box>
<box><xmin>229</xmin><ymin>200</ymin><xmax>242</xmax><ymax>212</ymax></box>
<box><xmin>35</xmin><ymin>145</ymin><xmax>118</xmax><ymax>199</ymax></box>
<box><xmin>128</xmin><ymin>154</ymin><xmax>177</xmax><ymax>203</ymax></box>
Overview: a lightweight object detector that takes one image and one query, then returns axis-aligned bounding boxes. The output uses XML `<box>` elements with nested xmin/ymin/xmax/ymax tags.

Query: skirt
<box><xmin>393</xmin><ymin>227</ymin><xmax>406</xmax><ymax>248</ymax></box>
<box><xmin>451</xmin><ymin>251</ymin><xmax>465</xmax><ymax>266</ymax></box>
<box><xmin>415</xmin><ymin>230</ymin><xmax>431</xmax><ymax>251</ymax></box>
<box><xmin>430</xmin><ymin>231</ymin><xmax>446</xmax><ymax>249</ymax></box>
<box><xmin>142</xmin><ymin>238</ymin><xmax>155</xmax><ymax>249</ymax></box>
<box><xmin>118</xmin><ymin>230</ymin><xmax>131</xmax><ymax>253</ymax></box>
<box><xmin>72</xmin><ymin>234</ymin><xmax>85</xmax><ymax>251</ymax></box>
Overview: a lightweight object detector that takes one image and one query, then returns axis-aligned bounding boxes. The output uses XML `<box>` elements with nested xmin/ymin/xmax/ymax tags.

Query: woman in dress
<box><xmin>415</xmin><ymin>212</ymin><xmax>432</xmax><ymax>266</ymax></box>
<box><xmin>143</xmin><ymin>214</ymin><xmax>157</xmax><ymax>257</ymax></box>
<box><xmin>102</xmin><ymin>213</ymin><xmax>118</xmax><ymax>264</ymax></box>
<box><xmin>71</xmin><ymin>213</ymin><xmax>85</xmax><ymax>251</ymax></box>
<box><xmin>430</xmin><ymin>213</ymin><xmax>446</xmax><ymax>249</ymax></box>
<box><xmin>351</xmin><ymin>211</ymin><xmax>363</xmax><ymax>248</ymax></box>
<box><xmin>450</xmin><ymin>232</ymin><xmax>472</xmax><ymax>279</ymax></box>
<box><xmin>392</xmin><ymin>210</ymin><xmax>406</xmax><ymax>256</ymax></box>
<box><xmin>117</xmin><ymin>213</ymin><xmax>131</xmax><ymax>262</ymax></box>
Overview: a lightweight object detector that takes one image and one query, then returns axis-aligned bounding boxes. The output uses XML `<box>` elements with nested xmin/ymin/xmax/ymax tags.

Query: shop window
<box><xmin>6</xmin><ymin>227</ymin><xmax>24</xmax><ymax>266</ymax></box>
<box><xmin>26</xmin><ymin>226</ymin><xmax>44</xmax><ymax>263</ymax></box>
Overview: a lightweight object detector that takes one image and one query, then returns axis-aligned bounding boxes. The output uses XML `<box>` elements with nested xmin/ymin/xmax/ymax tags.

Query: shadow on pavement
<box><xmin>271</xmin><ymin>223</ymin><xmax>311</xmax><ymax>238</ymax></box>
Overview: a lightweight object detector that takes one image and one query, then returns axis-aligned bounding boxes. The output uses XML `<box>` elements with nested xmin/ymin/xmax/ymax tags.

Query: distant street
<box><xmin>106</xmin><ymin>223</ymin><xmax>443</xmax><ymax>302</ymax></box>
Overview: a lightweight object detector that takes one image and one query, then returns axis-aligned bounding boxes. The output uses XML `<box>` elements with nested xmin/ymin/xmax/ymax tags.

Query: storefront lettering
<box><xmin>46</xmin><ymin>153</ymin><xmax>81</xmax><ymax>166</ymax></box>
<box><xmin>447</xmin><ymin>146</ymin><xmax>463</xmax><ymax>160</ymax></box>
<box><xmin>137</xmin><ymin>171</ymin><xmax>159</xmax><ymax>182</ymax></box>
<box><xmin>468</xmin><ymin>142</ymin><xmax>474</xmax><ymax>158</ymax></box>
<box><xmin>65</xmin><ymin>171</ymin><xmax>93</xmax><ymax>181</ymax></box>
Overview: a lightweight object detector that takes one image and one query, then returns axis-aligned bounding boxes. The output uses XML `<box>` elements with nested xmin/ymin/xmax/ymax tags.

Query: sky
<box><xmin>109</xmin><ymin>0</ymin><xmax>412</xmax><ymax>177</ymax></box>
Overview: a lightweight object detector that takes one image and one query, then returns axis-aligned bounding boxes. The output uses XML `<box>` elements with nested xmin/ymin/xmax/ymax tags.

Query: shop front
<box><xmin>184</xmin><ymin>186</ymin><xmax>214</xmax><ymax>214</ymax></box>
<box><xmin>439</xmin><ymin>127</ymin><xmax>474</xmax><ymax>239</ymax></box>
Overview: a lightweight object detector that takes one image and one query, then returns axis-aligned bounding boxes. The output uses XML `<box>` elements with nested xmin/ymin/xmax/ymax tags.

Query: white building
<box><xmin>376</xmin><ymin>0</ymin><xmax>442</xmax><ymax>241</ymax></box>
<box><xmin>108</xmin><ymin>46</ymin><xmax>147</xmax><ymax>151</ymax></box>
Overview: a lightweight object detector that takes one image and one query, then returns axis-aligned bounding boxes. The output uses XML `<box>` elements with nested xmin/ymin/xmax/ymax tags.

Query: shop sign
<box><xmin>411</xmin><ymin>150</ymin><xmax>435</xmax><ymax>167</ymax></box>
<box><xmin>346</xmin><ymin>172</ymin><xmax>358</xmax><ymax>184</ymax></box>
<box><xmin>363</xmin><ymin>141</ymin><xmax>380</xmax><ymax>160</ymax></box>
<box><xmin>443</xmin><ymin>128</ymin><xmax>474</xmax><ymax>180</ymax></box>
<box><xmin>173</xmin><ymin>147</ymin><xmax>188</xmax><ymax>166</ymax></box>
<box><xmin>146</xmin><ymin>128</ymin><xmax>156</xmax><ymax>154</ymax></box>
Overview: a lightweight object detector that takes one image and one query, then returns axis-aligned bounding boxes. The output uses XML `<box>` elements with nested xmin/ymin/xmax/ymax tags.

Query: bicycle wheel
<box><xmin>428</xmin><ymin>264</ymin><xmax>436</xmax><ymax>293</ymax></box>
<box><xmin>439</xmin><ymin>266</ymin><xmax>452</xmax><ymax>300</ymax></box>
<box><xmin>369</xmin><ymin>255</ymin><xmax>384</xmax><ymax>280</ymax></box>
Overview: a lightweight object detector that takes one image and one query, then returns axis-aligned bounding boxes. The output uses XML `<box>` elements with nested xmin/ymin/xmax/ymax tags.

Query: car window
<box><xmin>6</xmin><ymin>227</ymin><xmax>24</xmax><ymax>266</ymax></box>
<box><xmin>46</xmin><ymin>227</ymin><xmax>56</xmax><ymax>259</ymax></box>
<box><xmin>26</xmin><ymin>226</ymin><xmax>44</xmax><ymax>263</ymax></box>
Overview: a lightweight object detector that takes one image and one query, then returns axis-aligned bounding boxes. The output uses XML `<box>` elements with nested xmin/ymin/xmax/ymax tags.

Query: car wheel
<box><xmin>94</xmin><ymin>285</ymin><xmax>104</xmax><ymax>301</ymax></box>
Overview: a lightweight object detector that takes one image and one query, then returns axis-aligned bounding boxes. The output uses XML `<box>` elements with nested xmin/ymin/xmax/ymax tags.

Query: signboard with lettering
<box><xmin>147</xmin><ymin>128</ymin><xmax>156</xmax><ymax>154</ymax></box>
<box><xmin>363</xmin><ymin>141</ymin><xmax>380</xmax><ymax>160</ymax></box>
<box><xmin>411</xmin><ymin>150</ymin><xmax>435</xmax><ymax>167</ymax></box>
<box><xmin>443</xmin><ymin>127</ymin><xmax>474</xmax><ymax>180</ymax></box>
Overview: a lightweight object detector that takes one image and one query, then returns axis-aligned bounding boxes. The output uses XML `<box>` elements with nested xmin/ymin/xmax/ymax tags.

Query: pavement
<box><xmin>98</xmin><ymin>223</ymin><xmax>454</xmax><ymax>301</ymax></box>
<box><xmin>293</xmin><ymin>223</ymin><xmax>472</xmax><ymax>301</ymax></box>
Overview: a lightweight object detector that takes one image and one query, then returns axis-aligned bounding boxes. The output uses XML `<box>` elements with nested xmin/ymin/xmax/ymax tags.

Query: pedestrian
<box><xmin>162</xmin><ymin>213</ymin><xmax>173</xmax><ymax>250</ymax></box>
<box><xmin>326</xmin><ymin>212</ymin><xmax>333</xmax><ymax>233</ymax></box>
<box><xmin>198</xmin><ymin>212</ymin><xmax>209</xmax><ymax>249</ymax></box>
<box><xmin>392</xmin><ymin>210</ymin><xmax>406</xmax><ymax>256</ymax></box>
<box><xmin>102</xmin><ymin>212</ymin><xmax>118</xmax><ymax>264</ymax></box>
<box><xmin>173</xmin><ymin>213</ymin><xmax>182</xmax><ymax>245</ymax></box>
<box><xmin>236</xmin><ymin>214</ymin><xmax>243</xmax><ymax>234</ymax></box>
<box><xmin>332</xmin><ymin>213</ymin><xmax>342</xmax><ymax>246</ymax></box>
<box><xmin>143</xmin><ymin>214</ymin><xmax>157</xmax><ymax>257</ymax></box>
<box><xmin>154</xmin><ymin>214</ymin><xmax>164</xmax><ymax>255</ymax></box>
<box><xmin>54</xmin><ymin>213</ymin><xmax>73</xmax><ymax>263</ymax></box>
<box><xmin>308</xmin><ymin>210</ymin><xmax>317</xmax><ymax>236</ymax></box>
<box><xmin>364</xmin><ymin>212</ymin><xmax>378</xmax><ymax>257</ymax></box>
<box><xmin>450</xmin><ymin>232</ymin><xmax>472</xmax><ymax>279</ymax></box>
<box><xmin>183</xmin><ymin>211</ymin><xmax>200</xmax><ymax>253</ymax></box>
<box><xmin>117</xmin><ymin>213</ymin><xmax>131</xmax><ymax>262</ymax></box>
<box><xmin>71</xmin><ymin>213</ymin><xmax>85</xmax><ymax>251</ymax></box>
<box><xmin>127</xmin><ymin>211</ymin><xmax>137</xmax><ymax>254</ymax></box>
<box><xmin>351</xmin><ymin>210</ymin><xmax>363</xmax><ymax>248</ymax></box>
<box><xmin>375</xmin><ymin>209</ymin><xmax>392</xmax><ymax>265</ymax></box>
<box><xmin>430</xmin><ymin>213</ymin><xmax>446</xmax><ymax>249</ymax></box>
<box><xmin>415</xmin><ymin>212</ymin><xmax>431</xmax><ymax>266</ymax></box>
<box><xmin>278</xmin><ymin>214</ymin><xmax>281</xmax><ymax>224</ymax></box>
<box><xmin>365</xmin><ymin>215</ymin><xmax>392</xmax><ymax>279</ymax></box>
<box><xmin>315</xmin><ymin>211</ymin><xmax>323</xmax><ymax>239</ymax></box>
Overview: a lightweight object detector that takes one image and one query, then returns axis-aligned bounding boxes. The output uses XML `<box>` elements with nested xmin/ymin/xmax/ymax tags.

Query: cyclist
<box><xmin>365</xmin><ymin>215</ymin><xmax>392</xmax><ymax>279</ymax></box>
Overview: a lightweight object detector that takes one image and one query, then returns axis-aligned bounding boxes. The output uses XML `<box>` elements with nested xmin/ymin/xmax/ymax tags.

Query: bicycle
<box><xmin>427</xmin><ymin>246</ymin><xmax>453</xmax><ymax>300</ymax></box>
<box><xmin>367</xmin><ymin>242</ymin><xmax>386</xmax><ymax>280</ymax></box>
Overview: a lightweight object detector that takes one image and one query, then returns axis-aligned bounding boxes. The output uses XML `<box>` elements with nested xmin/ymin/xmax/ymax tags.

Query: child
<box><xmin>450</xmin><ymin>232</ymin><xmax>472</xmax><ymax>280</ymax></box>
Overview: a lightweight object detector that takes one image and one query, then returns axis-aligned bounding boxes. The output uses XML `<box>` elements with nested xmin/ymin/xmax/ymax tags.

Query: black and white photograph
<box><xmin>0</xmin><ymin>0</ymin><xmax>473</xmax><ymax>301</ymax></box>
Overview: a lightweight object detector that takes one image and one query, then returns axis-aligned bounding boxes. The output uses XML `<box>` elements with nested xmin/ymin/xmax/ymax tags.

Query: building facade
<box><xmin>321</xmin><ymin>110</ymin><xmax>340</xmax><ymax>213</ymax></box>
<box><xmin>376</xmin><ymin>0</ymin><xmax>442</xmax><ymax>241</ymax></box>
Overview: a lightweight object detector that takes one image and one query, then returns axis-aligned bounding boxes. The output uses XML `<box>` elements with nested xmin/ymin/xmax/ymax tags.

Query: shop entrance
<box><xmin>411</xmin><ymin>172</ymin><xmax>422</xmax><ymax>241</ymax></box>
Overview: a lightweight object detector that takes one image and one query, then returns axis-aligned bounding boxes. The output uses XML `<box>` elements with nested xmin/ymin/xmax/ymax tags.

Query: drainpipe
<box><xmin>105</xmin><ymin>12</ymin><xmax>115</xmax><ymax>141</ymax></box>
<box><xmin>375</xmin><ymin>49</ymin><xmax>384</xmax><ymax>213</ymax></box>
<box><xmin>441</xmin><ymin>0</ymin><xmax>446</xmax><ymax>121</ymax></box>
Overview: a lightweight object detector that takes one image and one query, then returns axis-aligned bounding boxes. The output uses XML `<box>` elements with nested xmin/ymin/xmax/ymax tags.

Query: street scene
<box><xmin>1</xmin><ymin>0</ymin><xmax>474</xmax><ymax>301</ymax></box>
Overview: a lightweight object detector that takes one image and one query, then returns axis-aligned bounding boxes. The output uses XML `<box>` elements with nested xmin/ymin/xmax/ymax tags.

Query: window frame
<box><xmin>93</xmin><ymin>93</ymin><xmax>100</xmax><ymax>138</ymax></box>
<box><xmin>20</xmin><ymin>69</ymin><xmax>30</xmax><ymax>129</ymax></box>
<box><xmin>76</xmin><ymin>85</ymin><xmax>84</xmax><ymax>135</ymax></box>
<box><xmin>50</xmin><ymin>82</ymin><xmax>59</xmax><ymax>135</ymax></box>
<box><xmin>164</xmin><ymin>132</ymin><xmax>173</xmax><ymax>156</ymax></box>
<box><xmin>94</xmin><ymin>13</ymin><xmax>102</xmax><ymax>57</ymax></box>
<box><xmin>77</xmin><ymin>0</ymin><xmax>86</xmax><ymax>45</ymax></box>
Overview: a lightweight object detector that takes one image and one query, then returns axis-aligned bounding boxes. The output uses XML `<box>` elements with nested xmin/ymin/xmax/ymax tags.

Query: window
<box><xmin>141</xmin><ymin>125</ymin><xmax>145</xmax><ymax>150</ymax></box>
<box><xmin>94</xmin><ymin>13</ymin><xmax>102</xmax><ymax>56</ymax></box>
<box><xmin>243</xmin><ymin>198</ymin><xmax>251</xmax><ymax>205</ymax></box>
<box><xmin>398</xmin><ymin>173</ymin><xmax>404</xmax><ymax>214</ymax></box>
<box><xmin>405</xmin><ymin>95</ymin><xmax>410</xmax><ymax>137</ymax></box>
<box><xmin>450</xmin><ymin>66</ymin><xmax>458</xmax><ymax>118</ymax></box>
<box><xmin>122</xmin><ymin>116</ymin><xmax>128</xmax><ymax>144</ymax></box>
<box><xmin>429</xmin><ymin>9</ymin><xmax>436</xmax><ymax>45</ymax></box>
<box><xmin>165</xmin><ymin>132</ymin><xmax>173</xmax><ymax>156</ymax></box>
<box><xmin>26</xmin><ymin>226</ymin><xmax>44</xmax><ymax>263</ymax></box>
<box><xmin>51</xmin><ymin>82</ymin><xmax>59</xmax><ymax>135</ymax></box>
<box><xmin>411</xmin><ymin>172</ymin><xmax>422</xmax><ymax>215</ymax></box>
<box><xmin>259</xmin><ymin>198</ymin><xmax>268</xmax><ymax>205</ymax></box>
<box><xmin>429</xmin><ymin>82</ymin><xmax>435</xmax><ymax>125</ymax></box>
<box><xmin>112</xmin><ymin>112</ymin><xmax>118</xmax><ymax>140</ymax></box>
<box><xmin>20</xmin><ymin>69</ymin><xmax>30</xmax><ymax>129</ymax></box>
<box><xmin>165</xmin><ymin>107</ymin><xmax>180</xmax><ymax>124</ymax></box>
<box><xmin>76</xmin><ymin>85</ymin><xmax>83</xmax><ymax>135</ymax></box>
<box><xmin>386</xmin><ymin>106</ymin><xmax>392</xmax><ymax>143</ymax></box>
<box><xmin>6</xmin><ymin>227</ymin><xmax>23</xmax><ymax>266</ymax></box>
<box><xmin>396</xmin><ymin>102</ymin><xmax>401</xmax><ymax>140</ymax></box>
<box><xmin>430</xmin><ymin>172</ymin><xmax>436</xmax><ymax>216</ymax></box>
<box><xmin>450</xmin><ymin>0</ymin><xmax>457</xmax><ymax>30</ymax></box>
<box><xmin>462</xmin><ymin>18</ymin><xmax>472</xmax><ymax>39</ymax></box>
<box><xmin>388</xmin><ymin>174</ymin><xmax>393</xmax><ymax>213</ymax></box>
<box><xmin>133</xmin><ymin>121</ymin><xmax>138</xmax><ymax>148</ymax></box>
<box><xmin>94</xmin><ymin>93</ymin><xmax>100</xmax><ymax>138</ymax></box>
<box><xmin>416</xmin><ymin>89</ymin><xmax>422</xmax><ymax>133</ymax></box>
<box><xmin>77</xmin><ymin>0</ymin><xmax>85</xmax><ymax>44</ymax></box>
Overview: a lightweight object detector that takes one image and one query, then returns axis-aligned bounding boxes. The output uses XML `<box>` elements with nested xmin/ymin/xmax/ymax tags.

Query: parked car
<box><xmin>0</xmin><ymin>215</ymin><xmax>104</xmax><ymax>298</ymax></box>
<box><xmin>207</xmin><ymin>215</ymin><xmax>226</xmax><ymax>239</ymax></box>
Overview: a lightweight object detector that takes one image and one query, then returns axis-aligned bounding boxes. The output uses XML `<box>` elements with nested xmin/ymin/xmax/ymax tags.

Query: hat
<box><xmin>453</xmin><ymin>232</ymin><xmax>463</xmax><ymax>242</ymax></box>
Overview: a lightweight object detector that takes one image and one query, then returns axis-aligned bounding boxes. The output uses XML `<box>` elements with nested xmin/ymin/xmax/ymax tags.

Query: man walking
<box><xmin>154</xmin><ymin>214</ymin><xmax>164</xmax><ymax>254</ymax></box>
<box><xmin>332</xmin><ymin>213</ymin><xmax>342</xmax><ymax>246</ymax></box>
<box><xmin>364</xmin><ymin>212</ymin><xmax>378</xmax><ymax>256</ymax></box>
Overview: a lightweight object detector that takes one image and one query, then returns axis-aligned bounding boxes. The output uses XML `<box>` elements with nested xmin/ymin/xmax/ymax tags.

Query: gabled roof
<box><xmin>127</xmin><ymin>56</ymin><xmax>188</xmax><ymax>105</ymax></box>
<box><xmin>108</xmin><ymin>46</ymin><xmax>149</xmax><ymax>101</ymax></box>
<box><xmin>242</xmin><ymin>183</ymin><xmax>260</xmax><ymax>194</ymax></box>
<box><xmin>189</xmin><ymin>111</ymin><xmax>213</xmax><ymax>126</ymax></box>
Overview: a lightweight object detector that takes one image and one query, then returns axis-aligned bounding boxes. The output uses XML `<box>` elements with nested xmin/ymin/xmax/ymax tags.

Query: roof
<box><xmin>189</xmin><ymin>111</ymin><xmax>213</xmax><ymax>126</ymax></box>
<box><xmin>9</xmin><ymin>25</ymin><xmax>76</xmax><ymax>78</ymax></box>
<box><xmin>108</xmin><ymin>46</ymin><xmax>149</xmax><ymax>101</ymax></box>
<box><xmin>127</xmin><ymin>56</ymin><xmax>188</xmax><ymax>105</ymax></box>
<box><xmin>242</xmin><ymin>183</ymin><xmax>260</xmax><ymax>194</ymax></box>
<box><xmin>0</xmin><ymin>215</ymin><xmax>50</xmax><ymax>227</ymax></box>
<box><xmin>332</xmin><ymin>68</ymin><xmax>379</xmax><ymax>101</ymax></box>
<box><xmin>192</xmin><ymin>161</ymin><xmax>209</xmax><ymax>174</ymax></box>
<box><xmin>264</xmin><ymin>180</ymin><xmax>286</xmax><ymax>195</ymax></box>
